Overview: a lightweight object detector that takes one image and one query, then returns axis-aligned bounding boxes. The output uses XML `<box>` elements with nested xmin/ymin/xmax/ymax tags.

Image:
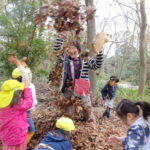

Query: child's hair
<box><xmin>10</xmin><ymin>90</ymin><xmax>23</xmax><ymax>107</ymax></box>
<box><xmin>56</xmin><ymin>128</ymin><xmax>70</xmax><ymax>138</ymax></box>
<box><xmin>110</xmin><ymin>75</ymin><xmax>119</xmax><ymax>83</ymax></box>
<box><xmin>116</xmin><ymin>99</ymin><xmax>150</xmax><ymax>120</ymax></box>
<box><xmin>12</xmin><ymin>76</ymin><xmax>22</xmax><ymax>82</ymax></box>
<box><xmin>67</xmin><ymin>40</ymin><xmax>81</xmax><ymax>53</ymax></box>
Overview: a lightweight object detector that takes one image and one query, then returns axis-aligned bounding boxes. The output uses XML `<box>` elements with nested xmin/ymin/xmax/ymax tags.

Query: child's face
<box><xmin>109</xmin><ymin>80</ymin><xmax>117</xmax><ymax>86</ymax></box>
<box><xmin>120</xmin><ymin>113</ymin><xmax>137</xmax><ymax>126</ymax></box>
<box><xmin>66</xmin><ymin>45</ymin><xmax>79</xmax><ymax>59</ymax></box>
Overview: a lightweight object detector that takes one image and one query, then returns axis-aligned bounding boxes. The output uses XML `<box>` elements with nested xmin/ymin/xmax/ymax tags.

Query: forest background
<box><xmin>0</xmin><ymin>0</ymin><xmax>150</xmax><ymax>101</ymax></box>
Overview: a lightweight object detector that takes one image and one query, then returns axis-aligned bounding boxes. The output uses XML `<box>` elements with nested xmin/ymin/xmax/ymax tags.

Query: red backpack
<box><xmin>73</xmin><ymin>78</ymin><xmax>90</xmax><ymax>97</ymax></box>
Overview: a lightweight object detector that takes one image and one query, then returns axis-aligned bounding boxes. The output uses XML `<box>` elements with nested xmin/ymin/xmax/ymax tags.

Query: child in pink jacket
<box><xmin>0</xmin><ymin>57</ymin><xmax>33</xmax><ymax>150</ymax></box>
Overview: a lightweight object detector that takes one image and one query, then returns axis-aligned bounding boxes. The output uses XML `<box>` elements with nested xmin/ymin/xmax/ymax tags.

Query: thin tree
<box><xmin>112</xmin><ymin>0</ymin><xmax>148</xmax><ymax>100</ymax></box>
<box><xmin>138</xmin><ymin>0</ymin><xmax>147</xmax><ymax>100</ymax></box>
<box><xmin>85</xmin><ymin>0</ymin><xmax>97</xmax><ymax>94</ymax></box>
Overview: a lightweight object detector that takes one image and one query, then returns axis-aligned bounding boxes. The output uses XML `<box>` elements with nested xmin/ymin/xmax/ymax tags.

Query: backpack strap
<box><xmin>37</xmin><ymin>143</ymin><xmax>55</xmax><ymax>150</ymax></box>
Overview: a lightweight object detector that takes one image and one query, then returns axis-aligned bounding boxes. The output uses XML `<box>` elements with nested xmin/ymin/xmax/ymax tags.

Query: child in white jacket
<box><xmin>12</xmin><ymin>58</ymin><xmax>37</xmax><ymax>144</ymax></box>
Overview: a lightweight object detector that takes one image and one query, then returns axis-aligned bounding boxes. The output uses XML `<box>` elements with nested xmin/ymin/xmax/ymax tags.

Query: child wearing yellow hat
<box><xmin>12</xmin><ymin>57</ymin><xmax>37</xmax><ymax>144</ymax></box>
<box><xmin>35</xmin><ymin>117</ymin><xmax>75</xmax><ymax>150</ymax></box>
<box><xmin>0</xmin><ymin>57</ymin><xmax>33</xmax><ymax>150</ymax></box>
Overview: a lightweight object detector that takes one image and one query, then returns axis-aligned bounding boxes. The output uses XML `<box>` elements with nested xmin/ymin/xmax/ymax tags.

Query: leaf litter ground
<box><xmin>26</xmin><ymin>79</ymin><xmax>127</xmax><ymax>150</ymax></box>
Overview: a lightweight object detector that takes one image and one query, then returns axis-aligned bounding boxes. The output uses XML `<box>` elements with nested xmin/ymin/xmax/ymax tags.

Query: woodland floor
<box><xmin>27</xmin><ymin>81</ymin><xmax>127</xmax><ymax>150</ymax></box>
<box><xmin>0</xmin><ymin>81</ymin><xmax>127</xmax><ymax>150</ymax></box>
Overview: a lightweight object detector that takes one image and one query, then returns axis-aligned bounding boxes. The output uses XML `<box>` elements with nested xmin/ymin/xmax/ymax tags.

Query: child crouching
<box><xmin>35</xmin><ymin>117</ymin><xmax>75</xmax><ymax>150</ymax></box>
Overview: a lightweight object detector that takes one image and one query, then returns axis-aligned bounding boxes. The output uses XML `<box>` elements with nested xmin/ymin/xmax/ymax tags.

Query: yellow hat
<box><xmin>12</xmin><ymin>68</ymin><xmax>21</xmax><ymax>79</ymax></box>
<box><xmin>56</xmin><ymin>117</ymin><xmax>75</xmax><ymax>131</ymax></box>
<box><xmin>0</xmin><ymin>79</ymin><xmax>24</xmax><ymax>108</ymax></box>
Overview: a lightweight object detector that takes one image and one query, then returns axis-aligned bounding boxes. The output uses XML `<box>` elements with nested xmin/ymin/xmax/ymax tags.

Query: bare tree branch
<box><xmin>134</xmin><ymin>0</ymin><xmax>141</xmax><ymax>25</ymax></box>
<box><xmin>104</xmin><ymin>42</ymin><xmax>114</xmax><ymax>58</ymax></box>
<box><xmin>113</xmin><ymin>0</ymin><xmax>136</xmax><ymax>12</ymax></box>
<box><xmin>111</xmin><ymin>14</ymin><xmax>139</xmax><ymax>26</ymax></box>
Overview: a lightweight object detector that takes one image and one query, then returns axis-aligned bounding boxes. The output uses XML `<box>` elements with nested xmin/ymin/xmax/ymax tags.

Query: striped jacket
<box><xmin>53</xmin><ymin>34</ymin><xmax>104</xmax><ymax>92</ymax></box>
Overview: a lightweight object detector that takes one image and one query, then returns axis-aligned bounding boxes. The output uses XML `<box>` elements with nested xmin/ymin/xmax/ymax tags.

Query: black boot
<box><xmin>102</xmin><ymin>108</ymin><xmax>110</xmax><ymax>118</ymax></box>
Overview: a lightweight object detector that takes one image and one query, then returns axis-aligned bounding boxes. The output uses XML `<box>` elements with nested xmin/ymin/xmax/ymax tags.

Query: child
<box><xmin>34</xmin><ymin>117</ymin><xmax>75</xmax><ymax>150</ymax></box>
<box><xmin>12</xmin><ymin>57</ymin><xmax>37</xmax><ymax>144</ymax></box>
<box><xmin>0</xmin><ymin>57</ymin><xmax>33</xmax><ymax>150</ymax></box>
<box><xmin>53</xmin><ymin>34</ymin><xmax>104</xmax><ymax>122</ymax></box>
<box><xmin>108</xmin><ymin>99</ymin><xmax>150</xmax><ymax>150</ymax></box>
<box><xmin>101</xmin><ymin>76</ymin><xmax>119</xmax><ymax>118</ymax></box>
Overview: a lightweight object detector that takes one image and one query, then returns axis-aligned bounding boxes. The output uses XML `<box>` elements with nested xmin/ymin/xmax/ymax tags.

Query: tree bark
<box><xmin>138</xmin><ymin>1</ymin><xmax>147</xmax><ymax>100</ymax></box>
<box><xmin>85</xmin><ymin>0</ymin><xmax>97</xmax><ymax>94</ymax></box>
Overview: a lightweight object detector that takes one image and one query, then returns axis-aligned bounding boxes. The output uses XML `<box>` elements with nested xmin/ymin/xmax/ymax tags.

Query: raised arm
<box><xmin>8</xmin><ymin>56</ymin><xmax>30</xmax><ymax>87</ymax></box>
<box><xmin>88</xmin><ymin>50</ymin><xmax>103</xmax><ymax>69</ymax></box>
<box><xmin>8</xmin><ymin>56</ymin><xmax>33</xmax><ymax>110</ymax></box>
<box><xmin>53</xmin><ymin>33</ymin><xmax>66</xmax><ymax>62</ymax></box>
<box><xmin>14</xmin><ymin>88</ymin><xmax>33</xmax><ymax>111</ymax></box>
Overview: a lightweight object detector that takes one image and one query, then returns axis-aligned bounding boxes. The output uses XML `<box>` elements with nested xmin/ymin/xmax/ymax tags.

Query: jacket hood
<box><xmin>43</xmin><ymin>130</ymin><xmax>68</xmax><ymax>143</ymax></box>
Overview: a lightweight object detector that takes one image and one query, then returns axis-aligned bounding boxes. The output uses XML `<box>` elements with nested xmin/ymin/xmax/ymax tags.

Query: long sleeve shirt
<box><xmin>119</xmin><ymin>117</ymin><xmax>150</xmax><ymax>150</ymax></box>
<box><xmin>101</xmin><ymin>84</ymin><xmax>117</xmax><ymax>100</ymax></box>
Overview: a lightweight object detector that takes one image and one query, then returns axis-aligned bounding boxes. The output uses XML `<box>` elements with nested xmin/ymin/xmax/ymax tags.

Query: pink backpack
<box><xmin>73</xmin><ymin>78</ymin><xmax>90</xmax><ymax>97</ymax></box>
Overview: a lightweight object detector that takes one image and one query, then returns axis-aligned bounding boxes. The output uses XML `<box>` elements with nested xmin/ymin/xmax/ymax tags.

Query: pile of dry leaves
<box><xmin>25</xmin><ymin>58</ymin><xmax>127</xmax><ymax>150</ymax></box>
<box><xmin>48</xmin><ymin>61</ymin><xmax>63</xmax><ymax>87</ymax></box>
<box><xmin>27</xmin><ymin>80</ymin><xmax>127</xmax><ymax>150</ymax></box>
<box><xmin>71</xmin><ymin>118</ymin><xmax>125</xmax><ymax>150</ymax></box>
<box><xmin>34</xmin><ymin>0</ymin><xmax>95</xmax><ymax>37</ymax></box>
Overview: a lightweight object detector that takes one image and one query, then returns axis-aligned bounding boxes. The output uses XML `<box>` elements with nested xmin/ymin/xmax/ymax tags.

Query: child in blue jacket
<box><xmin>34</xmin><ymin>117</ymin><xmax>75</xmax><ymax>150</ymax></box>
<box><xmin>108</xmin><ymin>99</ymin><xmax>150</xmax><ymax>150</ymax></box>
<box><xmin>101</xmin><ymin>76</ymin><xmax>119</xmax><ymax>118</ymax></box>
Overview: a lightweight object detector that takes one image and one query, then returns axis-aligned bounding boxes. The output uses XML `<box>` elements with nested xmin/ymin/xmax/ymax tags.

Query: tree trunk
<box><xmin>138</xmin><ymin>1</ymin><xmax>147</xmax><ymax>100</ymax></box>
<box><xmin>85</xmin><ymin>0</ymin><xmax>97</xmax><ymax>94</ymax></box>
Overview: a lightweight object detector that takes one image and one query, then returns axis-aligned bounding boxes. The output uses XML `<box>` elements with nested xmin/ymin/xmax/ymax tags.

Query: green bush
<box><xmin>116</xmin><ymin>87</ymin><xmax>140</xmax><ymax>102</ymax></box>
<box><xmin>0</xmin><ymin>0</ymin><xmax>49</xmax><ymax>76</ymax></box>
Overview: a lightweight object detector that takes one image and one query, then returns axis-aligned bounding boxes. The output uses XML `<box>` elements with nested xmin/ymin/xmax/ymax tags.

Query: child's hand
<box><xmin>8</xmin><ymin>56</ymin><xmax>17</xmax><ymax>63</ymax></box>
<box><xmin>20</xmin><ymin>57</ymin><xmax>28</xmax><ymax>67</ymax></box>
<box><xmin>21</xmin><ymin>57</ymin><xmax>27</xmax><ymax>62</ymax></box>
<box><xmin>108</xmin><ymin>136</ymin><xmax>120</xmax><ymax>145</ymax></box>
<box><xmin>8</xmin><ymin>56</ymin><xmax>21</xmax><ymax>66</ymax></box>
